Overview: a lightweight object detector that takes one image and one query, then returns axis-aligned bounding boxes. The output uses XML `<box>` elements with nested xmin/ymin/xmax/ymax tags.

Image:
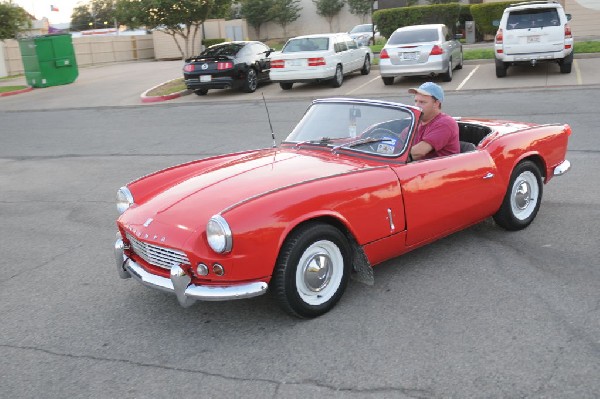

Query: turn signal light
<box><xmin>213</xmin><ymin>263</ymin><xmax>225</xmax><ymax>276</ymax></box>
<box><xmin>194</xmin><ymin>263</ymin><xmax>209</xmax><ymax>276</ymax></box>
<box><xmin>308</xmin><ymin>57</ymin><xmax>326</xmax><ymax>66</ymax></box>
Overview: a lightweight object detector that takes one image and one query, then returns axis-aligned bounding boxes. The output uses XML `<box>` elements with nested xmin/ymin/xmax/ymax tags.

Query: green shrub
<box><xmin>470</xmin><ymin>1</ymin><xmax>512</xmax><ymax>36</ymax></box>
<box><xmin>202</xmin><ymin>38</ymin><xmax>228</xmax><ymax>47</ymax></box>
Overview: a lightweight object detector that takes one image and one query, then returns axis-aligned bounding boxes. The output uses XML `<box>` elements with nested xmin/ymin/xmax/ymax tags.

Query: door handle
<box><xmin>483</xmin><ymin>172</ymin><xmax>494</xmax><ymax>179</ymax></box>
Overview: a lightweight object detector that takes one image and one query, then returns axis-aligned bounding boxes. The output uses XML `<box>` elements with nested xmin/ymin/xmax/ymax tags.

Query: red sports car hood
<box><xmin>119</xmin><ymin>148</ymin><xmax>372</xmax><ymax>243</ymax></box>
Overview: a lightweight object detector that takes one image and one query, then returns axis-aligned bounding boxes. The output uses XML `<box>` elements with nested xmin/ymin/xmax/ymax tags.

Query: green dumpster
<box><xmin>18</xmin><ymin>34</ymin><xmax>78</xmax><ymax>88</ymax></box>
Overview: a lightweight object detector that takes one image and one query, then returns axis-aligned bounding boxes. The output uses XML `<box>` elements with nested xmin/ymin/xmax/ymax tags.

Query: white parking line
<box><xmin>345</xmin><ymin>75</ymin><xmax>381</xmax><ymax>96</ymax></box>
<box><xmin>574</xmin><ymin>59</ymin><xmax>582</xmax><ymax>85</ymax></box>
<box><xmin>456</xmin><ymin>65</ymin><xmax>480</xmax><ymax>91</ymax></box>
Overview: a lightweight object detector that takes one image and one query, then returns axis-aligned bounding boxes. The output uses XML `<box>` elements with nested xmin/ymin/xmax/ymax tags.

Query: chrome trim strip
<box><xmin>553</xmin><ymin>160</ymin><xmax>571</xmax><ymax>176</ymax></box>
<box><xmin>118</xmin><ymin>252</ymin><xmax>268</xmax><ymax>305</ymax></box>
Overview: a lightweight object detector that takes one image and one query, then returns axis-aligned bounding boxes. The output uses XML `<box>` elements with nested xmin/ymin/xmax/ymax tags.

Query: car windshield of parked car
<box><xmin>350</xmin><ymin>24</ymin><xmax>372</xmax><ymax>33</ymax></box>
<box><xmin>506</xmin><ymin>8</ymin><xmax>560</xmax><ymax>30</ymax></box>
<box><xmin>202</xmin><ymin>43</ymin><xmax>244</xmax><ymax>57</ymax></box>
<box><xmin>284</xmin><ymin>102</ymin><xmax>414</xmax><ymax>156</ymax></box>
<box><xmin>387</xmin><ymin>29</ymin><xmax>439</xmax><ymax>45</ymax></box>
<box><xmin>282</xmin><ymin>38</ymin><xmax>329</xmax><ymax>53</ymax></box>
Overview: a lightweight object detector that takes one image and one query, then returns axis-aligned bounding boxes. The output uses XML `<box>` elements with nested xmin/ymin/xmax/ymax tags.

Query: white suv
<box><xmin>494</xmin><ymin>0</ymin><xmax>573</xmax><ymax>77</ymax></box>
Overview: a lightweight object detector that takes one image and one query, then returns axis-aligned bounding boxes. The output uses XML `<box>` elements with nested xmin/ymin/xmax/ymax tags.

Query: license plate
<box><xmin>286</xmin><ymin>59</ymin><xmax>303</xmax><ymax>67</ymax></box>
<box><xmin>200</xmin><ymin>75</ymin><xmax>211</xmax><ymax>82</ymax></box>
<box><xmin>401</xmin><ymin>52</ymin><xmax>419</xmax><ymax>61</ymax></box>
<box><xmin>527</xmin><ymin>35</ymin><xmax>540</xmax><ymax>43</ymax></box>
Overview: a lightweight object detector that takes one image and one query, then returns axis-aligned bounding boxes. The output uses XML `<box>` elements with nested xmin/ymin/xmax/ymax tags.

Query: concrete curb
<box><xmin>0</xmin><ymin>86</ymin><xmax>33</xmax><ymax>97</ymax></box>
<box><xmin>140</xmin><ymin>79</ymin><xmax>191</xmax><ymax>103</ymax></box>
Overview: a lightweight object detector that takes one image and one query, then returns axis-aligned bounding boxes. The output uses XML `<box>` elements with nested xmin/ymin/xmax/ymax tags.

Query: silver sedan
<box><xmin>379</xmin><ymin>24</ymin><xmax>463</xmax><ymax>85</ymax></box>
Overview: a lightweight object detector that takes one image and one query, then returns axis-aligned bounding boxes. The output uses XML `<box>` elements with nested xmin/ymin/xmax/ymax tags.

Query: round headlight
<box><xmin>116</xmin><ymin>186</ymin><xmax>134</xmax><ymax>214</ymax></box>
<box><xmin>206</xmin><ymin>215</ymin><xmax>232</xmax><ymax>253</ymax></box>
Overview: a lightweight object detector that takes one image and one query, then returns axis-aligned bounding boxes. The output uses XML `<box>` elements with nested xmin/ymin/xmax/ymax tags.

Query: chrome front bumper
<box><xmin>553</xmin><ymin>159</ymin><xmax>571</xmax><ymax>176</ymax></box>
<box><xmin>114</xmin><ymin>238</ymin><xmax>268</xmax><ymax>307</ymax></box>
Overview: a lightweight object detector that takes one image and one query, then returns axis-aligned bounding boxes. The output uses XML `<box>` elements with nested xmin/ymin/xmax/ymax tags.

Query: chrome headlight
<box><xmin>206</xmin><ymin>215</ymin><xmax>232</xmax><ymax>254</ymax></box>
<box><xmin>116</xmin><ymin>186</ymin><xmax>134</xmax><ymax>214</ymax></box>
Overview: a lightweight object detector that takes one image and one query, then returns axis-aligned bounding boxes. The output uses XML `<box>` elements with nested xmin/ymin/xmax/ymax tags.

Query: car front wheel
<box><xmin>272</xmin><ymin>222</ymin><xmax>351</xmax><ymax>318</ymax></box>
<box><xmin>493</xmin><ymin>160</ymin><xmax>543</xmax><ymax>231</ymax></box>
<box><xmin>242</xmin><ymin>68</ymin><xmax>258</xmax><ymax>93</ymax></box>
<box><xmin>331</xmin><ymin>65</ymin><xmax>343</xmax><ymax>88</ymax></box>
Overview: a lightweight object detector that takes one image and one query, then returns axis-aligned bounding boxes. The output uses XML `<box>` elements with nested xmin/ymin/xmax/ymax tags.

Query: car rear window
<box><xmin>387</xmin><ymin>28</ymin><xmax>440</xmax><ymax>45</ymax></box>
<box><xmin>282</xmin><ymin>38</ymin><xmax>329</xmax><ymax>53</ymax></box>
<box><xmin>202</xmin><ymin>43</ymin><xmax>244</xmax><ymax>57</ymax></box>
<box><xmin>506</xmin><ymin>8</ymin><xmax>561</xmax><ymax>30</ymax></box>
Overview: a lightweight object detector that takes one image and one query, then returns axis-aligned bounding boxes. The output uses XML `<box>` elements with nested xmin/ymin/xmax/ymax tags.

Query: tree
<box><xmin>240</xmin><ymin>0</ymin><xmax>274</xmax><ymax>41</ymax></box>
<box><xmin>270</xmin><ymin>0</ymin><xmax>301</xmax><ymax>38</ymax></box>
<box><xmin>71</xmin><ymin>0</ymin><xmax>118</xmax><ymax>32</ymax></box>
<box><xmin>346</xmin><ymin>0</ymin><xmax>371</xmax><ymax>23</ymax></box>
<box><xmin>0</xmin><ymin>1</ymin><xmax>31</xmax><ymax>41</ymax></box>
<box><xmin>115</xmin><ymin>0</ymin><xmax>232</xmax><ymax>59</ymax></box>
<box><xmin>312</xmin><ymin>0</ymin><xmax>344</xmax><ymax>32</ymax></box>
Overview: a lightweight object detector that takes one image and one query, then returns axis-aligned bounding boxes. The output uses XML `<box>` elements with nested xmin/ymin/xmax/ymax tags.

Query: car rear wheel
<box><xmin>242</xmin><ymin>68</ymin><xmax>258</xmax><ymax>93</ymax></box>
<box><xmin>331</xmin><ymin>65</ymin><xmax>343</xmax><ymax>88</ymax></box>
<box><xmin>493</xmin><ymin>160</ymin><xmax>543</xmax><ymax>231</ymax></box>
<box><xmin>194</xmin><ymin>89</ymin><xmax>208</xmax><ymax>96</ymax></box>
<box><xmin>559</xmin><ymin>52</ymin><xmax>573</xmax><ymax>73</ymax></box>
<box><xmin>441</xmin><ymin>58</ymin><xmax>453</xmax><ymax>82</ymax></box>
<box><xmin>456</xmin><ymin>50</ymin><xmax>464</xmax><ymax>70</ymax></box>
<box><xmin>495</xmin><ymin>59</ymin><xmax>508</xmax><ymax>78</ymax></box>
<box><xmin>361</xmin><ymin>55</ymin><xmax>371</xmax><ymax>75</ymax></box>
<box><xmin>279</xmin><ymin>82</ymin><xmax>293</xmax><ymax>90</ymax></box>
<box><xmin>272</xmin><ymin>222</ymin><xmax>351</xmax><ymax>318</ymax></box>
<box><xmin>382</xmin><ymin>77</ymin><xmax>394</xmax><ymax>86</ymax></box>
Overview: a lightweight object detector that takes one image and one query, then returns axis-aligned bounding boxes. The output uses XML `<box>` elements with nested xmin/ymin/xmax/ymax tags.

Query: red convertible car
<box><xmin>114</xmin><ymin>98</ymin><xmax>571</xmax><ymax>318</ymax></box>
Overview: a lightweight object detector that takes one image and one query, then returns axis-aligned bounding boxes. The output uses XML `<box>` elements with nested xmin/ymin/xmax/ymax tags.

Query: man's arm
<box><xmin>410</xmin><ymin>141</ymin><xmax>433</xmax><ymax>160</ymax></box>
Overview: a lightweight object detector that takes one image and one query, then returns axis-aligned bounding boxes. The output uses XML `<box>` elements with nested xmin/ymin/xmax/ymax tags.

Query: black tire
<box><xmin>495</xmin><ymin>59</ymin><xmax>507</xmax><ymax>78</ymax></box>
<box><xmin>361</xmin><ymin>55</ymin><xmax>371</xmax><ymax>75</ymax></box>
<box><xmin>242</xmin><ymin>68</ymin><xmax>258</xmax><ymax>93</ymax></box>
<box><xmin>382</xmin><ymin>76</ymin><xmax>394</xmax><ymax>86</ymax></box>
<box><xmin>559</xmin><ymin>52</ymin><xmax>573</xmax><ymax>74</ymax></box>
<box><xmin>194</xmin><ymin>89</ymin><xmax>208</xmax><ymax>96</ymax></box>
<box><xmin>331</xmin><ymin>64</ymin><xmax>343</xmax><ymax>88</ymax></box>
<box><xmin>280</xmin><ymin>82</ymin><xmax>293</xmax><ymax>90</ymax></box>
<box><xmin>271</xmin><ymin>222</ymin><xmax>352</xmax><ymax>318</ymax></box>
<box><xmin>493</xmin><ymin>160</ymin><xmax>543</xmax><ymax>231</ymax></box>
<box><xmin>441</xmin><ymin>58</ymin><xmax>453</xmax><ymax>82</ymax></box>
<box><xmin>456</xmin><ymin>50</ymin><xmax>463</xmax><ymax>70</ymax></box>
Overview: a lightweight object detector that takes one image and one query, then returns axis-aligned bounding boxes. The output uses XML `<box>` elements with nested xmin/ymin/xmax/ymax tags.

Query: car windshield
<box><xmin>507</xmin><ymin>8</ymin><xmax>560</xmax><ymax>30</ymax></box>
<box><xmin>284</xmin><ymin>101</ymin><xmax>415</xmax><ymax>157</ymax></box>
<box><xmin>387</xmin><ymin>28</ymin><xmax>439</xmax><ymax>45</ymax></box>
<box><xmin>282</xmin><ymin>38</ymin><xmax>329</xmax><ymax>53</ymax></box>
<box><xmin>202</xmin><ymin>43</ymin><xmax>245</xmax><ymax>57</ymax></box>
<box><xmin>350</xmin><ymin>25</ymin><xmax>372</xmax><ymax>33</ymax></box>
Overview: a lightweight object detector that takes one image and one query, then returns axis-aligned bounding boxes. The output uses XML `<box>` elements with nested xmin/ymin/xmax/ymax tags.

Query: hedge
<box><xmin>202</xmin><ymin>38</ymin><xmax>227</xmax><ymax>47</ymax></box>
<box><xmin>470</xmin><ymin>1</ymin><xmax>512</xmax><ymax>36</ymax></box>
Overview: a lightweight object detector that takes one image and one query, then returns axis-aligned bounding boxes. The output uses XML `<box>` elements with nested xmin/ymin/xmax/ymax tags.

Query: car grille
<box><xmin>126</xmin><ymin>233</ymin><xmax>190</xmax><ymax>270</ymax></box>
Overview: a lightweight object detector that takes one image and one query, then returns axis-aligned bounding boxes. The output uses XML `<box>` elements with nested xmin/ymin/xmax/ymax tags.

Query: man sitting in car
<box><xmin>408</xmin><ymin>82</ymin><xmax>459</xmax><ymax>160</ymax></box>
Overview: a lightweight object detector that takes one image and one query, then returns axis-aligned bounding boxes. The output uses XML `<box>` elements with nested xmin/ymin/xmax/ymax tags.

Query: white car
<box><xmin>348</xmin><ymin>24</ymin><xmax>382</xmax><ymax>46</ymax></box>
<box><xmin>494</xmin><ymin>0</ymin><xmax>573</xmax><ymax>77</ymax></box>
<box><xmin>269</xmin><ymin>33</ymin><xmax>373</xmax><ymax>90</ymax></box>
<box><xmin>379</xmin><ymin>24</ymin><xmax>463</xmax><ymax>85</ymax></box>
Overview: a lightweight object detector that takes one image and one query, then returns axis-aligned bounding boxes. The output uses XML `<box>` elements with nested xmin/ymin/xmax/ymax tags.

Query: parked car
<box><xmin>269</xmin><ymin>33</ymin><xmax>373</xmax><ymax>90</ymax></box>
<box><xmin>494</xmin><ymin>0</ymin><xmax>573</xmax><ymax>77</ymax></box>
<box><xmin>379</xmin><ymin>24</ymin><xmax>463</xmax><ymax>85</ymax></box>
<box><xmin>348</xmin><ymin>23</ymin><xmax>381</xmax><ymax>46</ymax></box>
<box><xmin>114</xmin><ymin>97</ymin><xmax>571</xmax><ymax>318</ymax></box>
<box><xmin>183</xmin><ymin>41</ymin><xmax>273</xmax><ymax>95</ymax></box>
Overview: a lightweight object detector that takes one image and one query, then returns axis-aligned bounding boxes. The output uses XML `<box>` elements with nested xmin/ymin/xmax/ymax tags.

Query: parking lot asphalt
<box><xmin>1</xmin><ymin>48</ymin><xmax>600</xmax><ymax>110</ymax></box>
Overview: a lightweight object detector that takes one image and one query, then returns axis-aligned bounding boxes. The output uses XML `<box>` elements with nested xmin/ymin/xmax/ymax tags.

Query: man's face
<box><xmin>414</xmin><ymin>93</ymin><xmax>440</xmax><ymax>122</ymax></box>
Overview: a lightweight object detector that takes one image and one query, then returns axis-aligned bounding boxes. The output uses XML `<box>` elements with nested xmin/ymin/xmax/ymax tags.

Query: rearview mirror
<box><xmin>566</xmin><ymin>13</ymin><xmax>572</xmax><ymax>21</ymax></box>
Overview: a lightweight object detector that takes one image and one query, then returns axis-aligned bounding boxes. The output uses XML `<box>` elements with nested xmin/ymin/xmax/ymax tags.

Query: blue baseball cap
<box><xmin>408</xmin><ymin>82</ymin><xmax>444</xmax><ymax>103</ymax></box>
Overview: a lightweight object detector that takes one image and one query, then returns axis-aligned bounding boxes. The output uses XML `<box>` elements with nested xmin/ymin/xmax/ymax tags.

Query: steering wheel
<box><xmin>362</xmin><ymin>128</ymin><xmax>400</xmax><ymax>152</ymax></box>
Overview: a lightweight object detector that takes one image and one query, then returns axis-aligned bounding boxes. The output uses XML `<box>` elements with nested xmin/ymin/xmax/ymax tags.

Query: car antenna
<box><xmin>262</xmin><ymin>93</ymin><xmax>276</xmax><ymax>148</ymax></box>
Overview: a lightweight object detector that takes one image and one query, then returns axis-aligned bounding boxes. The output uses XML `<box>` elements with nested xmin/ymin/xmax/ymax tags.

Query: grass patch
<box><xmin>464</xmin><ymin>48</ymin><xmax>495</xmax><ymax>60</ymax></box>
<box><xmin>574</xmin><ymin>41</ymin><xmax>600</xmax><ymax>53</ymax></box>
<box><xmin>146</xmin><ymin>78</ymin><xmax>187</xmax><ymax>96</ymax></box>
<box><xmin>0</xmin><ymin>85</ymin><xmax>28</xmax><ymax>93</ymax></box>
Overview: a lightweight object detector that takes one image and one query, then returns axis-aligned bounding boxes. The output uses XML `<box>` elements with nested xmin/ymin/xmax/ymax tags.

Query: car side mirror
<box><xmin>566</xmin><ymin>13</ymin><xmax>572</xmax><ymax>21</ymax></box>
<box><xmin>492</xmin><ymin>20</ymin><xmax>500</xmax><ymax>27</ymax></box>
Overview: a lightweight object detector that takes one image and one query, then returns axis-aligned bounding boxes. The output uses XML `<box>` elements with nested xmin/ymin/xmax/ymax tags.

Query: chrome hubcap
<box><xmin>303</xmin><ymin>254</ymin><xmax>332</xmax><ymax>292</ymax></box>
<box><xmin>514</xmin><ymin>180</ymin><xmax>531</xmax><ymax>210</ymax></box>
<box><xmin>510</xmin><ymin>171</ymin><xmax>538</xmax><ymax>220</ymax></box>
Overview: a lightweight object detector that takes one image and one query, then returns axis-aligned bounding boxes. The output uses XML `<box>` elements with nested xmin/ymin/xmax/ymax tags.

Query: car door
<box><xmin>391</xmin><ymin>152</ymin><xmax>505</xmax><ymax>247</ymax></box>
<box><xmin>345</xmin><ymin>37</ymin><xmax>362</xmax><ymax>71</ymax></box>
<box><xmin>335</xmin><ymin>37</ymin><xmax>352</xmax><ymax>73</ymax></box>
<box><xmin>253</xmin><ymin>43</ymin><xmax>271</xmax><ymax>80</ymax></box>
